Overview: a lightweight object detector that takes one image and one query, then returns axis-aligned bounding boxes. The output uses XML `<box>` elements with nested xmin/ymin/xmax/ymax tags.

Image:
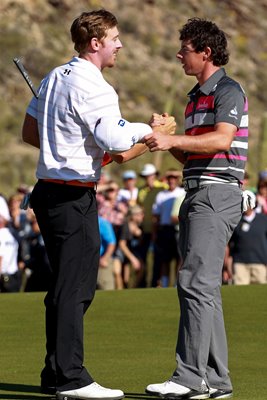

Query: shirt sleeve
<box><xmin>119</xmin><ymin>222</ymin><xmax>131</xmax><ymax>241</ymax></box>
<box><xmin>100</xmin><ymin>219</ymin><xmax>116</xmax><ymax>245</ymax></box>
<box><xmin>214</xmin><ymin>82</ymin><xmax>246</xmax><ymax>128</ymax></box>
<box><xmin>152</xmin><ymin>192</ymin><xmax>161</xmax><ymax>216</ymax></box>
<box><xmin>26</xmin><ymin>96</ymin><xmax>38</xmax><ymax>118</ymax></box>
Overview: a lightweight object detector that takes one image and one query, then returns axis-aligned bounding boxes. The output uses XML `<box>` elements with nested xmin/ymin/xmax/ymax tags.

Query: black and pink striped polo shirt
<box><xmin>183</xmin><ymin>68</ymin><xmax>248</xmax><ymax>184</ymax></box>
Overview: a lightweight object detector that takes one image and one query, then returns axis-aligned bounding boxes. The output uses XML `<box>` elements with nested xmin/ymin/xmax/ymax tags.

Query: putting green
<box><xmin>0</xmin><ymin>285</ymin><xmax>266</xmax><ymax>399</ymax></box>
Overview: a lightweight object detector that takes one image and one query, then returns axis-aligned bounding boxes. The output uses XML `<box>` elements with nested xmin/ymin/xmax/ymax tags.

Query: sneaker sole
<box><xmin>145</xmin><ymin>389</ymin><xmax>209</xmax><ymax>400</ymax></box>
<box><xmin>57</xmin><ymin>394</ymin><xmax>124</xmax><ymax>400</ymax></box>
<box><xmin>210</xmin><ymin>394</ymin><xmax>233</xmax><ymax>399</ymax></box>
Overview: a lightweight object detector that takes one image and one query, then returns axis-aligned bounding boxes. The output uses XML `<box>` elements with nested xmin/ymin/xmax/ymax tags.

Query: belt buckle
<box><xmin>184</xmin><ymin>179</ymin><xmax>199</xmax><ymax>191</ymax></box>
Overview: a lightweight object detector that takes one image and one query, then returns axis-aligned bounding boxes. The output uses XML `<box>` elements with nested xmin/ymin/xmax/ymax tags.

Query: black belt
<box><xmin>183</xmin><ymin>179</ymin><xmax>240</xmax><ymax>192</ymax></box>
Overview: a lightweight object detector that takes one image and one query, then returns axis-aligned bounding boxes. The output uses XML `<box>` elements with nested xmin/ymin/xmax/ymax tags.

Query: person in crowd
<box><xmin>137</xmin><ymin>163</ymin><xmax>168</xmax><ymax>287</ymax></box>
<box><xmin>114</xmin><ymin>204</ymin><xmax>145</xmax><ymax>288</ymax></box>
<box><xmin>117</xmin><ymin>170</ymin><xmax>139</xmax><ymax>206</ymax></box>
<box><xmin>97</xmin><ymin>215</ymin><xmax>117</xmax><ymax>290</ymax></box>
<box><xmin>97</xmin><ymin>181</ymin><xmax>129</xmax><ymax>290</ymax></box>
<box><xmin>152</xmin><ymin>169</ymin><xmax>185</xmax><ymax>287</ymax></box>
<box><xmin>143</xmin><ymin>17</ymin><xmax>248</xmax><ymax>399</ymax></box>
<box><xmin>23</xmin><ymin>210</ymin><xmax>53</xmax><ymax>292</ymax></box>
<box><xmin>170</xmin><ymin>189</ymin><xmax>186</xmax><ymax>261</ymax></box>
<box><xmin>255</xmin><ymin>169</ymin><xmax>267</xmax><ymax>214</ymax></box>
<box><xmin>8</xmin><ymin>193</ymin><xmax>28</xmax><ymax>230</ymax></box>
<box><xmin>98</xmin><ymin>181</ymin><xmax>129</xmax><ymax>238</ymax></box>
<box><xmin>8</xmin><ymin>193</ymin><xmax>32</xmax><ymax>250</ymax></box>
<box><xmin>242</xmin><ymin>171</ymin><xmax>253</xmax><ymax>191</ymax></box>
<box><xmin>95</xmin><ymin>170</ymin><xmax>112</xmax><ymax>208</ymax></box>
<box><xmin>16</xmin><ymin>183</ymin><xmax>31</xmax><ymax>196</ymax></box>
<box><xmin>21</xmin><ymin>9</ymin><xmax>175</xmax><ymax>400</ymax></box>
<box><xmin>227</xmin><ymin>191</ymin><xmax>267</xmax><ymax>285</ymax></box>
<box><xmin>0</xmin><ymin>195</ymin><xmax>22</xmax><ymax>293</ymax></box>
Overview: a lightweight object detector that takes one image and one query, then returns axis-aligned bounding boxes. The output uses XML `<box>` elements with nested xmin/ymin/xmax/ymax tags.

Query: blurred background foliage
<box><xmin>1</xmin><ymin>0</ymin><xmax>267</xmax><ymax>195</ymax></box>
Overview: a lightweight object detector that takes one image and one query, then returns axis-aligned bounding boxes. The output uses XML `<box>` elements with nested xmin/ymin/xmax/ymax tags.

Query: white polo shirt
<box><xmin>152</xmin><ymin>187</ymin><xmax>186</xmax><ymax>225</ymax></box>
<box><xmin>27</xmin><ymin>57</ymin><xmax>122</xmax><ymax>182</ymax></box>
<box><xmin>0</xmin><ymin>228</ymin><xmax>19</xmax><ymax>275</ymax></box>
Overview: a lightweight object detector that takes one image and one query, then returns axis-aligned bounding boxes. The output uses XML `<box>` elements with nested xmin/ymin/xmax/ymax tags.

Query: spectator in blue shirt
<box><xmin>97</xmin><ymin>216</ymin><xmax>116</xmax><ymax>290</ymax></box>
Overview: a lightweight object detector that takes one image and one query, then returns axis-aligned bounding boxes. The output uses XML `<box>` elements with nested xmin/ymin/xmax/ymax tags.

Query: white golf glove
<box><xmin>242</xmin><ymin>190</ymin><xmax>256</xmax><ymax>212</ymax></box>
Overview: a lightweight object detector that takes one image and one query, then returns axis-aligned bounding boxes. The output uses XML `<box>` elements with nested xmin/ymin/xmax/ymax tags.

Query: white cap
<box><xmin>0</xmin><ymin>195</ymin><xmax>11</xmax><ymax>221</ymax></box>
<box><xmin>94</xmin><ymin>117</ymin><xmax>152</xmax><ymax>153</ymax></box>
<box><xmin>140</xmin><ymin>163</ymin><xmax>157</xmax><ymax>177</ymax></box>
<box><xmin>122</xmin><ymin>170</ymin><xmax>137</xmax><ymax>180</ymax></box>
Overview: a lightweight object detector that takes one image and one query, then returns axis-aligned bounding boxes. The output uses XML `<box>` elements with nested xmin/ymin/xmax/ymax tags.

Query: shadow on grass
<box><xmin>0</xmin><ymin>385</ymin><xmax>157</xmax><ymax>400</ymax></box>
<box><xmin>125</xmin><ymin>394</ymin><xmax>159</xmax><ymax>400</ymax></box>
<box><xmin>0</xmin><ymin>383</ymin><xmax>54</xmax><ymax>399</ymax></box>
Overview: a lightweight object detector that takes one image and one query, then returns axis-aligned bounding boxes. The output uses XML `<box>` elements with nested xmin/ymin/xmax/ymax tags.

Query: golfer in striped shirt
<box><xmin>144</xmin><ymin>18</ymin><xmax>248</xmax><ymax>400</ymax></box>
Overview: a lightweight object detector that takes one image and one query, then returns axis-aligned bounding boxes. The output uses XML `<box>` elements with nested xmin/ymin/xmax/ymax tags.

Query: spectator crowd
<box><xmin>0</xmin><ymin>165</ymin><xmax>267</xmax><ymax>293</ymax></box>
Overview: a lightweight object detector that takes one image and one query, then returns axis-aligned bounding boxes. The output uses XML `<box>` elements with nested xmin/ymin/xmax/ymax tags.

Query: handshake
<box><xmin>94</xmin><ymin>113</ymin><xmax>177</xmax><ymax>154</ymax></box>
<box><xmin>149</xmin><ymin>112</ymin><xmax>177</xmax><ymax>136</ymax></box>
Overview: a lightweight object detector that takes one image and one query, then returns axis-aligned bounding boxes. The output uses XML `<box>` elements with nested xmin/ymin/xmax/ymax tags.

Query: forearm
<box><xmin>110</xmin><ymin>143</ymin><xmax>147</xmax><ymax>164</ymax></box>
<box><xmin>100</xmin><ymin>244</ymin><xmax>116</xmax><ymax>267</ymax></box>
<box><xmin>103</xmin><ymin>244</ymin><xmax>116</xmax><ymax>260</ymax></box>
<box><xmin>119</xmin><ymin>240</ymin><xmax>135</xmax><ymax>261</ymax></box>
<box><xmin>171</xmin><ymin>131</ymin><xmax>232</xmax><ymax>154</ymax></box>
<box><xmin>22</xmin><ymin>113</ymin><xmax>40</xmax><ymax>149</ymax></box>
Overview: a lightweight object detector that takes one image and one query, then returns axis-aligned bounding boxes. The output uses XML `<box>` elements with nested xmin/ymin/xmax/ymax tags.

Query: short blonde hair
<box><xmin>70</xmin><ymin>9</ymin><xmax>118</xmax><ymax>53</ymax></box>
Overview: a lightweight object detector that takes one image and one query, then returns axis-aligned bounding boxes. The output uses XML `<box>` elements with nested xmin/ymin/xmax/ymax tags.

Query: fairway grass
<box><xmin>0</xmin><ymin>285</ymin><xmax>266</xmax><ymax>400</ymax></box>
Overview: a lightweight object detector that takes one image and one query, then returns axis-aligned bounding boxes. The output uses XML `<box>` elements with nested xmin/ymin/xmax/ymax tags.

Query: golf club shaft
<box><xmin>13</xmin><ymin>57</ymin><xmax>39</xmax><ymax>99</ymax></box>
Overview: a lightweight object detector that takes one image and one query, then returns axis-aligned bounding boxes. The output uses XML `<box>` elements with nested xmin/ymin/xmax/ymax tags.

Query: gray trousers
<box><xmin>171</xmin><ymin>184</ymin><xmax>242</xmax><ymax>391</ymax></box>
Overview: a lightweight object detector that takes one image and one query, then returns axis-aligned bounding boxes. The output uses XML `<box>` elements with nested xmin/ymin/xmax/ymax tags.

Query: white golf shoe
<box><xmin>56</xmin><ymin>382</ymin><xmax>124</xmax><ymax>400</ymax></box>
<box><xmin>146</xmin><ymin>380</ymin><xmax>209</xmax><ymax>399</ymax></box>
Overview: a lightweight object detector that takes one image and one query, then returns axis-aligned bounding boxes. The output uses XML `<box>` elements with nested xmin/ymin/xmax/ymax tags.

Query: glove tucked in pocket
<box><xmin>242</xmin><ymin>190</ymin><xmax>256</xmax><ymax>212</ymax></box>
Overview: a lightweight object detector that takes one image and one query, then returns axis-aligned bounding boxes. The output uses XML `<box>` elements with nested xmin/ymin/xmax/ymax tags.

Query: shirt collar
<box><xmin>70</xmin><ymin>56</ymin><xmax>102</xmax><ymax>76</ymax></box>
<box><xmin>187</xmin><ymin>68</ymin><xmax>226</xmax><ymax>97</ymax></box>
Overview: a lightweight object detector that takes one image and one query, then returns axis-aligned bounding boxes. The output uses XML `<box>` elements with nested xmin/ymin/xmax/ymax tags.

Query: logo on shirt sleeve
<box><xmin>229</xmin><ymin>106</ymin><xmax>238</xmax><ymax>120</ymax></box>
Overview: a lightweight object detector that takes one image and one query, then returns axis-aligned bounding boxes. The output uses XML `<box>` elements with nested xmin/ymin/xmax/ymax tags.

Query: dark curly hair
<box><xmin>179</xmin><ymin>18</ymin><xmax>229</xmax><ymax>66</ymax></box>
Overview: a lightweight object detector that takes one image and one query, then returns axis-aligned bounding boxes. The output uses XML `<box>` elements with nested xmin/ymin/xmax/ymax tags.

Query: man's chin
<box><xmin>107</xmin><ymin>61</ymin><xmax>116</xmax><ymax>68</ymax></box>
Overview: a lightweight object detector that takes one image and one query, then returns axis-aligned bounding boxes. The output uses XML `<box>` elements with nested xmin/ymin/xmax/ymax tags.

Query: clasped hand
<box><xmin>142</xmin><ymin>112</ymin><xmax>177</xmax><ymax>152</ymax></box>
<box><xmin>150</xmin><ymin>112</ymin><xmax>176</xmax><ymax>135</ymax></box>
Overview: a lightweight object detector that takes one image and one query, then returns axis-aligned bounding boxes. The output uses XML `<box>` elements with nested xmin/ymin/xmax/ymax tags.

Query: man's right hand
<box><xmin>149</xmin><ymin>112</ymin><xmax>176</xmax><ymax>135</ymax></box>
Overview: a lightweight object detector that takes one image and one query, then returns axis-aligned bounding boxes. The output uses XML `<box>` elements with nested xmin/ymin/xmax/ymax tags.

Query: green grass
<box><xmin>0</xmin><ymin>285</ymin><xmax>267</xmax><ymax>399</ymax></box>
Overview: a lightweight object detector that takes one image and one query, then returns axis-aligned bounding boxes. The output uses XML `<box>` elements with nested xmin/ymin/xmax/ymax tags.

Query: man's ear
<box><xmin>203</xmin><ymin>46</ymin><xmax>212</xmax><ymax>60</ymax></box>
<box><xmin>91</xmin><ymin>37</ymin><xmax>100</xmax><ymax>51</ymax></box>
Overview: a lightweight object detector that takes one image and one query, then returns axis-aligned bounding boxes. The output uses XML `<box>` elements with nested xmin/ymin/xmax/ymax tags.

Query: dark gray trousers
<box><xmin>171</xmin><ymin>184</ymin><xmax>242</xmax><ymax>391</ymax></box>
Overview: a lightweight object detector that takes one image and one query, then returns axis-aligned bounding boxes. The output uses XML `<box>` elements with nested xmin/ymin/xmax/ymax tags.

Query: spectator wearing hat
<box><xmin>227</xmin><ymin>191</ymin><xmax>267</xmax><ymax>284</ymax></box>
<box><xmin>117</xmin><ymin>170</ymin><xmax>139</xmax><ymax>207</ymax></box>
<box><xmin>0</xmin><ymin>195</ymin><xmax>22</xmax><ymax>292</ymax></box>
<box><xmin>152</xmin><ymin>169</ymin><xmax>185</xmax><ymax>287</ymax></box>
<box><xmin>137</xmin><ymin>164</ymin><xmax>168</xmax><ymax>287</ymax></box>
